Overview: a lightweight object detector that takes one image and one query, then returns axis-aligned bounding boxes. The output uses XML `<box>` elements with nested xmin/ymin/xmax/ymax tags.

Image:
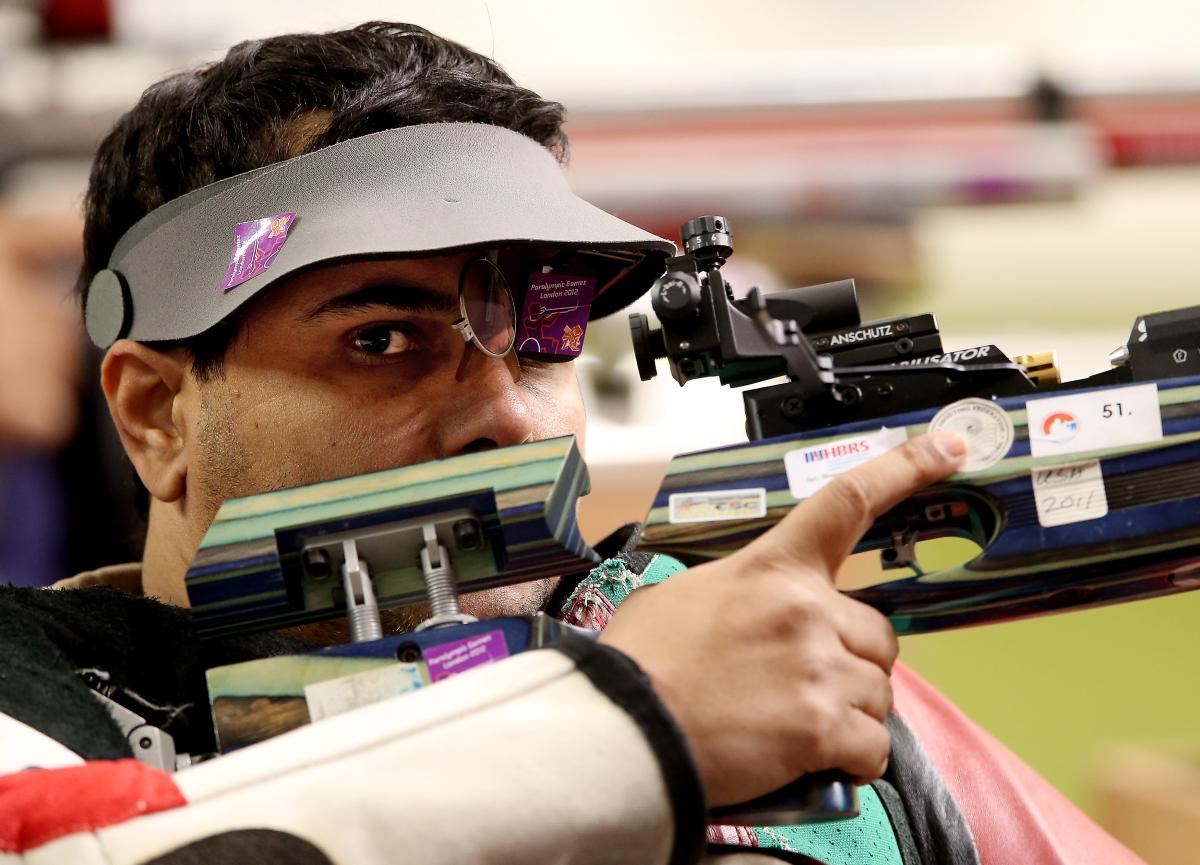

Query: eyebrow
<box><xmin>304</xmin><ymin>282</ymin><xmax>459</xmax><ymax>322</ymax></box>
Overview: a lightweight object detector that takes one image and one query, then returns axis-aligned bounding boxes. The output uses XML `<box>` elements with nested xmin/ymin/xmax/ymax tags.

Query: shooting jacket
<box><xmin>0</xmin><ymin>538</ymin><xmax>1145</xmax><ymax>865</ymax></box>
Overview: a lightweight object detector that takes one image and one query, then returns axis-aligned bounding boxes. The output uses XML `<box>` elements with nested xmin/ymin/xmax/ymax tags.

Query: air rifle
<box><xmin>629</xmin><ymin>215</ymin><xmax>1200</xmax><ymax>634</ymax></box>
<box><xmin>164</xmin><ymin>216</ymin><xmax>1200</xmax><ymax>829</ymax></box>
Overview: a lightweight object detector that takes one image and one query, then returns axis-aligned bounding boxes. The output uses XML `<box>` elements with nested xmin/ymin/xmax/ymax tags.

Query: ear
<box><xmin>100</xmin><ymin>339</ymin><xmax>191</xmax><ymax>503</ymax></box>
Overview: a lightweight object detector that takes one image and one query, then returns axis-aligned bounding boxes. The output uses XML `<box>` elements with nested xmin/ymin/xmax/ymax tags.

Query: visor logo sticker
<box><xmin>516</xmin><ymin>273</ymin><xmax>595</xmax><ymax>357</ymax></box>
<box><xmin>561</xmin><ymin>324</ymin><xmax>584</xmax><ymax>352</ymax></box>
<box><xmin>221</xmin><ymin>211</ymin><xmax>297</xmax><ymax>293</ymax></box>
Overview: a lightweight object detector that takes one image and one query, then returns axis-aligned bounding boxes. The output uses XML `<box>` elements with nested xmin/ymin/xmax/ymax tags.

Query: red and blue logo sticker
<box><xmin>1041</xmin><ymin>411</ymin><xmax>1080</xmax><ymax>444</ymax></box>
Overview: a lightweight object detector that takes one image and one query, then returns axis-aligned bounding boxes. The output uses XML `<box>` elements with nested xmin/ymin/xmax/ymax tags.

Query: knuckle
<box><xmin>796</xmin><ymin>648</ymin><xmax>837</xmax><ymax>688</ymax></box>
<box><xmin>851</xmin><ymin>723</ymin><xmax>892</xmax><ymax>780</ymax></box>
<box><xmin>872</xmin><ymin>725</ymin><xmax>893</xmax><ymax>769</ymax></box>
<box><xmin>881</xmin><ymin>675</ymin><xmax>895</xmax><ymax>712</ymax></box>
<box><xmin>864</xmin><ymin>673</ymin><xmax>894</xmax><ymax>721</ymax></box>
<box><xmin>777</xmin><ymin>582</ymin><xmax>824</xmax><ymax>621</ymax></box>
<box><xmin>826</xmin><ymin>471</ymin><xmax>875</xmax><ymax>522</ymax></box>
<box><xmin>863</xmin><ymin>745</ymin><xmax>891</xmax><ymax>781</ymax></box>
<box><xmin>902</xmin><ymin>436</ymin><xmax>947</xmax><ymax>481</ymax></box>
<box><xmin>794</xmin><ymin>700</ymin><xmax>838</xmax><ymax>758</ymax></box>
<box><xmin>862</xmin><ymin>604</ymin><xmax>900</xmax><ymax>666</ymax></box>
<box><xmin>885</xmin><ymin>630</ymin><xmax>900</xmax><ymax>669</ymax></box>
<box><xmin>767</xmin><ymin>583</ymin><xmax>837</xmax><ymax>642</ymax></box>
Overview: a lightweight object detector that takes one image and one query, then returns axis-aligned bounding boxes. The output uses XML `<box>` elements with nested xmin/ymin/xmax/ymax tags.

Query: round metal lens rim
<box><xmin>458</xmin><ymin>256</ymin><xmax>517</xmax><ymax>358</ymax></box>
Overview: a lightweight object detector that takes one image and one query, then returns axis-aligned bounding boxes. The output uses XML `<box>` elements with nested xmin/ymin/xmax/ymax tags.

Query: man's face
<box><xmin>180</xmin><ymin>252</ymin><xmax>586</xmax><ymax>629</ymax></box>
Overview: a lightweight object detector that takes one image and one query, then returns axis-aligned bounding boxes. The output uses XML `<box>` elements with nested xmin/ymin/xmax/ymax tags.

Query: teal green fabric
<box><xmin>588</xmin><ymin>552</ymin><xmax>686</xmax><ymax>601</ymax></box>
<box><xmin>637</xmin><ymin>552</ymin><xmax>688</xmax><ymax>586</ymax></box>
<box><xmin>755</xmin><ymin>785</ymin><xmax>903</xmax><ymax>864</ymax></box>
<box><xmin>564</xmin><ymin>553</ymin><xmax>907</xmax><ymax>864</ymax></box>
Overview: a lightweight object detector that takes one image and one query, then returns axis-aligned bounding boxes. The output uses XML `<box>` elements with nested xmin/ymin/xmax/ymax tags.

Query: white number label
<box><xmin>1026</xmin><ymin>384</ymin><xmax>1161</xmax><ymax>458</ymax></box>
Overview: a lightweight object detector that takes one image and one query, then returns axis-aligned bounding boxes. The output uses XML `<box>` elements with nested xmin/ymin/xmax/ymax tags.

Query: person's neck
<box><xmin>140</xmin><ymin>500</ymin><xmax>195</xmax><ymax>607</ymax></box>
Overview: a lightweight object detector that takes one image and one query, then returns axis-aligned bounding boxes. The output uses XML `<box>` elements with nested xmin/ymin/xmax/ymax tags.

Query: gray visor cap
<box><xmin>85</xmin><ymin>122</ymin><xmax>676</xmax><ymax>347</ymax></box>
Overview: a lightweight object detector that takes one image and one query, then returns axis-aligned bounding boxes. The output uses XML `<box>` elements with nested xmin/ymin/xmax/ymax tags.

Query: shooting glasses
<box><xmin>84</xmin><ymin>123</ymin><xmax>675</xmax><ymax>352</ymax></box>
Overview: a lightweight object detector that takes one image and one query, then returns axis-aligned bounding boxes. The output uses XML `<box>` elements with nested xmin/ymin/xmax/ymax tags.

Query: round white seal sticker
<box><xmin>928</xmin><ymin>398</ymin><xmax>1014</xmax><ymax>472</ymax></box>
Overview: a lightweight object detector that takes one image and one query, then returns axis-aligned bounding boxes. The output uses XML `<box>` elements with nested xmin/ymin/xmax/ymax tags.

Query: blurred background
<box><xmin>1</xmin><ymin>0</ymin><xmax>1198</xmax><ymax>859</ymax></box>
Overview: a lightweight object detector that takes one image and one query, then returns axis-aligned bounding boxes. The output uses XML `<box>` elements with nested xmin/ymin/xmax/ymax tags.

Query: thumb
<box><xmin>747</xmin><ymin>431</ymin><xmax>966</xmax><ymax>576</ymax></box>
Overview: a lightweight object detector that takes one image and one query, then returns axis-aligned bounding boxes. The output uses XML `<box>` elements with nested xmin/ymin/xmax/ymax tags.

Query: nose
<box><xmin>434</xmin><ymin>347</ymin><xmax>533</xmax><ymax>456</ymax></box>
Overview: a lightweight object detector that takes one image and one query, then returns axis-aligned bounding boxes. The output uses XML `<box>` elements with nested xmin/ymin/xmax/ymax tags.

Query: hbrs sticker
<box><xmin>784</xmin><ymin>428</ymin><xmax>908</xmax><ymax>500</ymax></box>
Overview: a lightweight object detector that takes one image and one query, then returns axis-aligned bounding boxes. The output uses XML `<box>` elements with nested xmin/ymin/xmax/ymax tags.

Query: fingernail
<box><xmin>930</xmin><ymin>431</ymin><xmax>967</xmax><ymax>463</ymax></box>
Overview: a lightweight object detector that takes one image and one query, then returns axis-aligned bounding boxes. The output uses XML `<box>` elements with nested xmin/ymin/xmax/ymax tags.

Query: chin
<box><xmin>460</xmin><ymin>581</ymin><xmax>555</xmax><ymax>619</ymax></box>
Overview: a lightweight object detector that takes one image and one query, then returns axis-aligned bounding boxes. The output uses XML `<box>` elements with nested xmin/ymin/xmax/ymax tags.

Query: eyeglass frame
<box><xmin>452</xmin><ymin>253</ymin><xmax>518</xmax><ymax>359</ymax></box>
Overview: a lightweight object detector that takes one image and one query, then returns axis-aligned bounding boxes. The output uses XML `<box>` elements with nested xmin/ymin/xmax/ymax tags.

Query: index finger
<box><xmin>754</xmin><ymin>431</ymin><xmax>965</xmax><ymax>577</ymax></box>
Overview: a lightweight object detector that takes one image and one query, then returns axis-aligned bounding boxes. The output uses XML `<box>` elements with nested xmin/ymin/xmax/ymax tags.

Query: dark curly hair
<box><xmin>78</xmin><ymin>21</ymin><xmax>568</xmax><ymax>379</ymax></box>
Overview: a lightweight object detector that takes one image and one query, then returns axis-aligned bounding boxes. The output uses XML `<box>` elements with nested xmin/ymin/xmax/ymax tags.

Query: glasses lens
<box><xmin>460</xmin><ymin>258</ymin><xmax>516</xmax><ymax>356</ymax></box>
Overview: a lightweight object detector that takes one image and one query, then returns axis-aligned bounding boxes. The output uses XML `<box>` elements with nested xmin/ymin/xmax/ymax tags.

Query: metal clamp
<box><xmin>342</xmin><ymin>538</ymin><xmax>383</xmax><ymax>642</ymax></box>
<box><xmin>415</xmin><ymin>523</ymin><xmax>477</xmax><ymax>631</ymax></box>
<box><xmin>89</xmin><ymin>690</ymin><xmax>191</xmax><ymax>772</ymax></box>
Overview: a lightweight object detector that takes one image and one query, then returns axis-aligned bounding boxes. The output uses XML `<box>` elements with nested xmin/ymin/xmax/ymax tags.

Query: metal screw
<box><xmin>396</xmin><ymin>643</ymin><xmax>422</xmax><ymax>663</ymax></box>
<box><xmin>894</xmin><ymin>322</ymin><xmax>910</xmax><ymax>334</ymax></box>
<box><xmin>834</xmin><ymin>385</ymin><xmax>862</xmax><ymax>405</ymax></box>
<box><xmin>781</xmin><ymin>396</ymin><xmax>806</xmax><ymax>418</ymax></box>
<box><xmin>679</xmin><ymin>341</ymin><xmax>691</xmax><ymax>350</ymax></box>
<box><xmin>138</xmin><ymin>737</ymin><xmax>152</xmax><ymax>750</ymax></box>
<box><xmin>302</xmin><ymin>548</ymin><xmax>332</xmax><ymax>582</ymax></box>
<box><xmin>812</xmin><ymin>336</ymin><xmax>830</xmax><ymax>349</ymax></box>
<box><xmin>453</xmin><ymin>519</ymin><xmax>482</xmax><ymax>551</ymax></box>
<box><xmin>874</xmin><ymin>383</ymin><xmax>895</xmax><ymax>398</ymax></box>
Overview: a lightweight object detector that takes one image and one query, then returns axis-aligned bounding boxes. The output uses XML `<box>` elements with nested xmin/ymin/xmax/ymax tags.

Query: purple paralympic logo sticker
<box><xmin>221</xmin><ymin>212</ymin><xmax>297</xmax><ymax>293</ymax></box>
<box><xmin>424</xmin><ymin>629</ymin><xmax>510</xmax><ymax>683</ymax></box>
<box><xmin>516</xmin><ymin>272</ymin><xmax>596</xmax><ymax>357</ymax></box>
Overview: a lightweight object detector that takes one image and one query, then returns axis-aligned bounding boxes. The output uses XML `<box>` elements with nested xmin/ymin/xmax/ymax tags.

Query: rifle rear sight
<box><xmin>630</xmin><ymin>216</ymin><xmax>1200</xmax><ymax>439</ymax></box>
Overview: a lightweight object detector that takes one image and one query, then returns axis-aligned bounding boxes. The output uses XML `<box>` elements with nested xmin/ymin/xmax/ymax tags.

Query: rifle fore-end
<box><xmin>637</xmin><ymin>377</ymin><xmax>1200</xmax><ymax>635</ymax></box>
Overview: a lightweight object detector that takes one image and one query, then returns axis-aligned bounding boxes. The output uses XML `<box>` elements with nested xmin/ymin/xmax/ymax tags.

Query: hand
<box><xmin>600</xmin><ymin>431</ymin><xmax>966</xmax><ymax>807</ymax></box>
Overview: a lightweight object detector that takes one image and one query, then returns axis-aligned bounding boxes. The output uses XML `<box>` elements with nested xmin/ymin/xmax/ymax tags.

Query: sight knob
<box><xmin>629</xmin><ymin>313</ymin><xmax>666</xmax><ymax>381</ymax></box>
<box><xmin>681</xmin><ymin>215</ymin><xmax>733</xmax><ymax>263</ymax></box>
<box><xmin>652</xmin><ymin>271</ymin><xmax>702</xmax><ymax>320</ymax></box>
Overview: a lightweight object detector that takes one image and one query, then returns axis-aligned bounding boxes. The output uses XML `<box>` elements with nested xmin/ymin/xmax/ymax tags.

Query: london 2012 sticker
<box><xmin>928</xmin><ymin>398</ymin><xmax>1015</xmax><ymax>473</ymax></box>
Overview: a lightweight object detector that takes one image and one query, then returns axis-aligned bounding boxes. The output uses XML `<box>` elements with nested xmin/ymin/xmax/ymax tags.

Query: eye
<box><xmin>352</xmin><ymin>325</ymin><xmax>416</xmax><ymax>356</ymax></box>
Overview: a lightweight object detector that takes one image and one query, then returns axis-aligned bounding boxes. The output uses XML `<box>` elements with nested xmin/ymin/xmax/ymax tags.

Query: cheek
<box><xmin>208</xmin><ymin>373</ymin><xmax>446</xmax><ymax>489</ymax></box>
<box><xmin>527</xmin><ymin>366</ymin><xmax>586</xmax><ymax>440</ymax></box>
